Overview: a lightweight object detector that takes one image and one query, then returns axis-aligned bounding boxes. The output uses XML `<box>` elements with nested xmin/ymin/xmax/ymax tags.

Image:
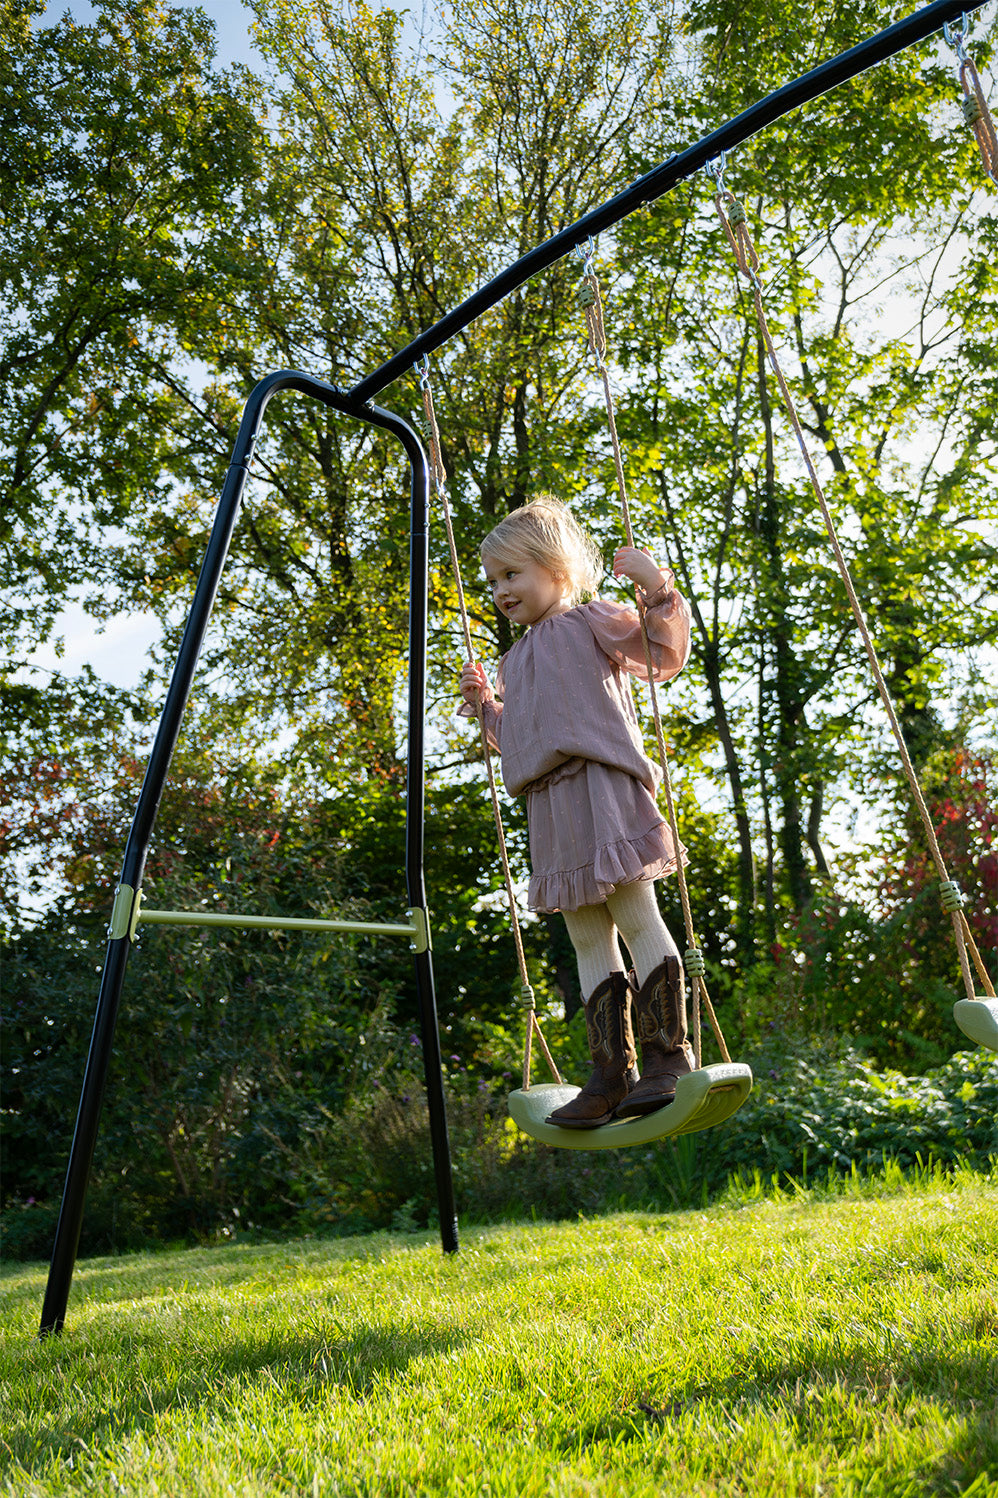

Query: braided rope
<box><xmin>417</xmin><ymin>362</ymin><xmax>562</xmax><ymax>1089</ymax></box>
<box><xmin>711</xmin><ymin>173</ymin><xmax>986</xmax><ymax>1005</ymax></box>
<box><xmin>577</xmin><ymin>246</ymin><xmax>732</xmax><ymax>1066</ymax></box>
<box><xmin>958</xmin><ymin>53</ymin><xmax>998</xmax><ymax>184</ymax></box>
<box><xmin>962</xmin><ymin>909</ymin><xmax>997</xmax><ymax>996</ymax></box>
<box><xmin>949</xmin><ymin>32</ymin><xmax>998</xmax><ymax>1003</ymax></box>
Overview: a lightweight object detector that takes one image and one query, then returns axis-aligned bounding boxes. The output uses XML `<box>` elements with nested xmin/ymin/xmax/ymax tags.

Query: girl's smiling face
<box><xmin>482</xmin><ymin>552</ymin><xmax>572</xmax><ymax>627</ymax></box>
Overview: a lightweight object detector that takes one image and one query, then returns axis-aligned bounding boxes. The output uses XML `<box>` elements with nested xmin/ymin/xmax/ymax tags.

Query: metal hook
<box><xmin>943</xmin><ymin>14</ymin><xmax>969</xmax><ymax>62</ymax></box>
<box><xmin>705</xmin><ymin>152</ymin><xmax>727</xmax><ymax>187</ymax></box>
<box><xmin>575</xmin><ymin>235</ymin><xmax>597</xmax><ymax>274</ymax></box>
<box><xmin>415</xmin><ymin>353</ymin><xmax>431</xmax><ymax>389</ymax></box>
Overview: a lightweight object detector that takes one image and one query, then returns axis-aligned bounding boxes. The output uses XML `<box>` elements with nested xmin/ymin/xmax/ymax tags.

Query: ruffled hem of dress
<box><xmin>527</xmin><ymin>825</ymin><xmax>687</xmax><ymax>914</ymax></box>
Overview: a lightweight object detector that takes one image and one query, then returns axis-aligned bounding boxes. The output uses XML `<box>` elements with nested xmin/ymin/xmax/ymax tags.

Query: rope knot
<box><xmin>726</xmin><ymin>199</ymin><xmax>747</xmax><ymax>229</ymax></box>
<box><xmin>516</xmin><ymin>982</ymin><xmax>537</xmax><ymax>1011</ymax></box>
<box><xmin>576</xmin><ymin>277</ymin><xmax>597</xmax><ymax>310</ymax></box>
<box><xmin>684</xmin><ymin>947</ymin><xmax>706</xmax><ymax>978</ymax></box>
<box><xmin>939</xmin><ymin>880</ymin><xmax>965</xmax><ymax>914</ymax></box>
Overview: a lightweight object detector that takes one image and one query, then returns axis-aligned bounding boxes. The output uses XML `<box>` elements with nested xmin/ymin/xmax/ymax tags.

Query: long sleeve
<box><xmin>583</xmin><ymin>575</ymin><xmax>691</xmax><ymax>683</ymax></box>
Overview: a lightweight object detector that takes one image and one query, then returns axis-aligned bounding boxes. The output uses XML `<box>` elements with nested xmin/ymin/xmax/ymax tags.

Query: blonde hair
<box><xmin>480</xmin><ymin>496</ymin><xmax>603</xmax><ymax>605</ymax></box>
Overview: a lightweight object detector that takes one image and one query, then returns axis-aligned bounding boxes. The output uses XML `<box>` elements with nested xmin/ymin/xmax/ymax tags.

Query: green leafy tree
<box><xmin>102</xmin><ymin>0</ymin><xmax>677</xmax><ymax>786</ymax></box>
<box><xmin>7</xmin><ymin>0</ymin><xmax>995</xmax><ymax>1070</ymax></box>
<box><xmin>0</xmin><ymin>0</ymin><xmax>263</xmax><ymax>664</ymax></box>
<box><xmin>612</xmin><ymin>0</ymin><xmax>998</xmax><ymax>971</ymax></box>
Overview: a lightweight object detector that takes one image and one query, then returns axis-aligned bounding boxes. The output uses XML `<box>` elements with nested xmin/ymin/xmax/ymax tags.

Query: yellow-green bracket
<box><xmin>108</xmin><ymin>884</ymin><xmax>431</xmax><ymax>952</ymax></box>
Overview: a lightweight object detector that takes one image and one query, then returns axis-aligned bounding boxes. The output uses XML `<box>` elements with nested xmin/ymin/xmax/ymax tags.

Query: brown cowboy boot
<box><xmin>546</xmin><ymin>971</ymin><xmax>638</xmax><ymax>1129</ymax></box>
<box><xmin>614</xmin><ymin>956</ymin><xmax>695</xmax><ymax>1118</ymax></box>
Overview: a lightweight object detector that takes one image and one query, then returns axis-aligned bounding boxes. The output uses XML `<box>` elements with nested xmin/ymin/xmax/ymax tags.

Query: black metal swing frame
<box><xmin>39</xmin><ymin>0</ymin><xmax>981</xmax><ymax>1336</ymax></box>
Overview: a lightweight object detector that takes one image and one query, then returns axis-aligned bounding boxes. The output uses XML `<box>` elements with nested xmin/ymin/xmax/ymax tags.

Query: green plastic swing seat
<box><xmin>953</xmin><ymin>997</ymin><xmax>998</xmax><ymax>1053</ymax></box>
<box><xmin>507</xmin><ymin>1061</ymin><xmax>753</xmax><ymax>1150</ymax></box>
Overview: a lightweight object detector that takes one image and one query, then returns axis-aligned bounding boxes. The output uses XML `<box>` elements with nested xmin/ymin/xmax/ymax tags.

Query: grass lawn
<box><xmin>2</xmin><ymin>1166</ymin><xmax>996</xmax><ymax>1496</ymax></box>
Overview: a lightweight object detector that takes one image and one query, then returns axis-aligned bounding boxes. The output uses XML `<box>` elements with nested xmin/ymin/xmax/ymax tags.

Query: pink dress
<box><xmin>461</xmin><ymin>579</ymin><xmax>691</xmax><ymax>913</ymax></box>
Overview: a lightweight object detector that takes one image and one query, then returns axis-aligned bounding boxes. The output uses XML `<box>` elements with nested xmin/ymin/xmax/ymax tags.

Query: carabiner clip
<box><xmin>943</xmin><ymin>15</ymin><xmax>969</xmax><ymax>63</ymax></box>
<box><xmin>575</xmin><ymin>236</ymin><xmax>597</xmax><ymax>276</ymax></box>
<box><xmin>705</xmin><ymin>152</ymin><xmax>727</xmax><ymax>188</ymax></box>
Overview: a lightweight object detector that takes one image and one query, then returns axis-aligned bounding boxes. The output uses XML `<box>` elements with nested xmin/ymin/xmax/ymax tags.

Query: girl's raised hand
<box><xmin>612</xmin><ymin>546</ymin><xmax>668</xmax><ymax>597</ymax></box>
<box><xmin>460</xmin><ymin>659</ymin><xmax>493</xmax><ymax>705</ymax></box>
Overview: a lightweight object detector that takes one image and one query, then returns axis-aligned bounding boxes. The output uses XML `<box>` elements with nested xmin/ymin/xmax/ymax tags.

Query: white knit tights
<box><xmin>560</xmin><ymin>880</ymin><xmax>680</xmax><ymax>1002</ymax></box>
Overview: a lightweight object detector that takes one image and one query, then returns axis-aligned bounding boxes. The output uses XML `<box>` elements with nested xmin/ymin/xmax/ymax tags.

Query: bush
<box><xmin>637</xmin><ymin>1033</ymin><xmax>998</xmax><ymax>1208</ymax></box>
<box><xmin>7</xmin><ymin>927</ymin><xmax>997</xmax><ymax>1265</ymax></box>
<box><xmin>253</xmin><ymin>1022</ymin><xmax>998</xmax><ymax>1238</ymax></box>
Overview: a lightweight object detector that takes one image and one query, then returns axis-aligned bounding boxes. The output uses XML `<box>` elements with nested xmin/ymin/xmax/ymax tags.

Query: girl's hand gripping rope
<box><xmin>460</xmin><ymin>660</ymin><xmax>494</xmax><ymax>708</ymax></box>
<box><xmin>612</xmin><ymin>546</ymin><xmax>669</xmax><ymax>600</ymax></box>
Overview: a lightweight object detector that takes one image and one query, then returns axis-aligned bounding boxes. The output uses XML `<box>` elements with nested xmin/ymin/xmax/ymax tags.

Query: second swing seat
<box><xmin>953</xmin><ymin>997</ymin><xmax>998</xmax><ymax>1053</ymax></box>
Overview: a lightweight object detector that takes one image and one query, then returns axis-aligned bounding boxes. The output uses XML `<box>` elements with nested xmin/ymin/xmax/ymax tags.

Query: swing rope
<box><xmin>707</xmin><ymin>158</ymin><xmax>994</xmax><ymax>1007</ymax></box>
<box><xmin>945</xmin><ymin>17</ymin><xmax>998</xmax><ymax>184</ymax></box>
<box><xmin>575</xmin><ymin>239</ymin><xmax>731</xmax><ymax>1066</ymax></box>
<box><xmin>416</xmin><ymin>357</ymin><xmax>562</xmax><ymax>1090</ymax></box>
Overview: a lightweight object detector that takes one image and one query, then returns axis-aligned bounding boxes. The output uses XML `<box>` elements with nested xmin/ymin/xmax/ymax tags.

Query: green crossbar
<box><xmin>108</xmin><ymin>884</ymin><xmax>430</xmax><ymax>952</ymax></box>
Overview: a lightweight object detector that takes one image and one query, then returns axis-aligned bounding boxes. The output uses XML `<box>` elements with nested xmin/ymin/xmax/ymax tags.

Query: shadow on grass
<box><xmin>9</xmin><ymin>1319</ymin><xmax>470</xmax><ymax>1476</ymax></box>
<box><xmin>9</xmin><ymin>1231</ymin><xmax>432</xmax><ymax>1300</ymax></box>
<box><xmin>569</xmin><ymin>1325</ymin><xmax>997</xmax><ymax>1491</ymax></box>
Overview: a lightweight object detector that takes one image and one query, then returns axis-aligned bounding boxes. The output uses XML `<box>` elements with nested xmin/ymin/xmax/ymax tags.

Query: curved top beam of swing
<box><xmin>349</xmin><ymin>0</ymin><xmax>984</xmax><ymax>405</ymax></box>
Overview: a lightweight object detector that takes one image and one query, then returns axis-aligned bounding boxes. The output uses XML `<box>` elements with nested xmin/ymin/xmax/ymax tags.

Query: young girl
<box><xmin>459</xmin><ymin>496</ymin><xmax>695</xmax><ymax>1130</ymax></box>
